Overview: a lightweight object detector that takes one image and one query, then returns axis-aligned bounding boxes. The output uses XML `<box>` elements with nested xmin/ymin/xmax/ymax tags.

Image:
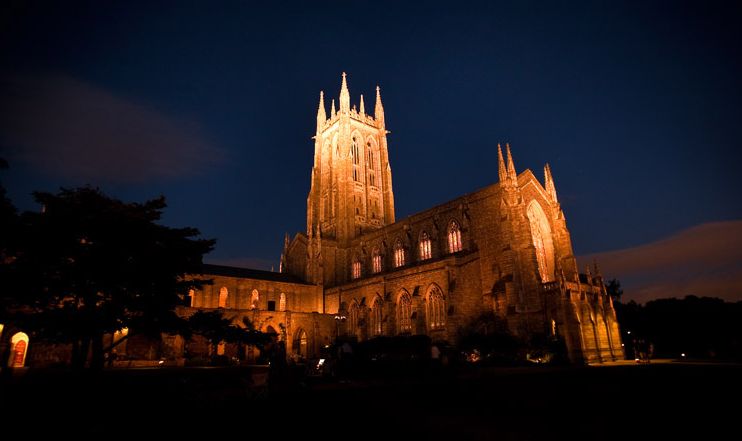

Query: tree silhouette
<box><xmin>605</xmin><ymin>278</ymin><xmax>623</xmax><ymax>302</ymax></box>
<box><xmin>6</xmin><ymin>187</ymin><xmax>215</xmax><ymax>369</ymax></box>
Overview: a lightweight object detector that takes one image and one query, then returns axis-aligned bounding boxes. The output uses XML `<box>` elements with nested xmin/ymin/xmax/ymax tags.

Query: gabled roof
<box><xmin>200</xmin><ymin>264</ymin><xmax>312</xmax><ymax>285</ymax></box>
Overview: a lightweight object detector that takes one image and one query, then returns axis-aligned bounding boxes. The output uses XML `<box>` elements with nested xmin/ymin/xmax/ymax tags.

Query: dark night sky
<box><xmin>1</xmin><ymin>1</ymin><xmax>740</xmax><ymax>301</ymax></box>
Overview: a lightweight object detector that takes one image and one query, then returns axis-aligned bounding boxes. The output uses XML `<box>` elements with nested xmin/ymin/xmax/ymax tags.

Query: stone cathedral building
<box><xmin>4</xmin><ymin>74</ymin><xmax>623</xmax><ymax>368</ymax></box>
<box><xmin>273</xmin><ymin>73</ymin><xmax>623</xmax><ymax>364</ymax></box>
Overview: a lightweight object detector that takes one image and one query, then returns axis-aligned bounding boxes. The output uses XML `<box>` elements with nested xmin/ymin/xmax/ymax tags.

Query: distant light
<box><xmin>318</xmin><ymin>359</ymin><xmax>325</xmax><ymax>366</ymax></box>
<box><xmin>627</xmin><ymin>331</ymin><xmax>631</xmax><ymax>335</ymax></box>
<box><xmin>681</xmin><ymin>353</ymin><xmax>686</xmax><ymax>358</ymax></box>
<box><xmin>621</xmin><ymin>343</ymin><xmax>625</xmax><ymax>347</ymax></box>
<box><xmin>158</xmin><ymin>360</ymin><xmax>164</xmax><ymax>365</ymax></box>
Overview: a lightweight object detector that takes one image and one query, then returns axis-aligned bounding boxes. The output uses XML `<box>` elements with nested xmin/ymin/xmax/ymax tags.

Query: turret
<box><xmin>340</xmin><ymin>72</ymin><xmax>350</xmax><ymax>113</ymax></box>
<box><xmin>316</xmin><ymin>91</ymin><xmax>326</xmax><ymax>133</ymax></box>
<box><xmin>374</xmin><ymin>85</ymin><xmax>385</xmax><ymax>128</ymax></box>
<box><xmin>497</xmin><ymin>143</ymin><xmax>508</xmax><ymax>184</ymax></box>
<box><xmin>544</xmin><ymin>163</ymin><xmax>559</xmax><ymax>204</ymax></box>
<box><xmin>505</xmin><ymin>143</ymin><xmax>518</xmax><ymax>187</ymax></box>
<box><xmin>359</xmin><ymin>94</ymin><xmax>365</xmax><ymax>116</ymax></box>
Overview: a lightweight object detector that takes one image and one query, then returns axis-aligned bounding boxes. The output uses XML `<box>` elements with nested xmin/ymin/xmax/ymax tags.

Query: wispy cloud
<box><xmin>580</xmin><ymin>221</ymin><xmax>742</xmax><ymax>303</ymax></box>
<box><xmin>0</xmin><ymin>75</ymin><xmax>223</xmax><ymax>183</ymax></box>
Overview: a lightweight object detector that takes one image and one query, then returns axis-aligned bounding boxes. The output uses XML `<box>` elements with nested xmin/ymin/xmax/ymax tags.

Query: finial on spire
<box><xmin>544</xmin><ymin>163</ymin><xmax>559</xmax><ymax>204</ymax></box>
<box><xmin>339</xmin><ymin>72</ymin><xmax>350</xmax><ymax>113</ymax></box>
<box><xmin>316</xmin><ymin>91</ymin><xmax>326</xmax><ymax>127</ymax></box>
<box><xmin>331</xmin><ymin>99</ymin><xmax>336</xmax><ymax>118</ymax></box>
<box><xmin>497</xmin><ymin>143</ymin><xmax>508</xmax><ymax>184</ymax></box>
<box><xmin>505</xmin><ymin>143</ymin><xmax>517</xmax><ymax>185</ymax></box>
<box><xmin>359</xmin><ymin>94</ymin><xmax>365</xmax><ymax>115</ymax></box>
<box><xmin>374</xmin><ymin>85</ymin><xmax>385</xmax><ymax>127</ymax></box>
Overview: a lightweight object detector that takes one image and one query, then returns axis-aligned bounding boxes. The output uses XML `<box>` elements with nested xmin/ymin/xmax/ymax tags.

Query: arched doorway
<box><xmin>8</xmin><ymin>332</ymin><xmax>29</xmax><ymax>367</ymax></box>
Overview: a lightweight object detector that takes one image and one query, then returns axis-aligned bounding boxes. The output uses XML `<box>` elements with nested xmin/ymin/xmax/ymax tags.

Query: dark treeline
<box><xmin>615</xmin><ymin>295</ymin><xmax>742</xmax><ymax>360</ymax></box>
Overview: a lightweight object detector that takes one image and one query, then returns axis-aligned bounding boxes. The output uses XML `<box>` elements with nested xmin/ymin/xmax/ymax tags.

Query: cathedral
<box><xmin>5</xmin><ymin>74</ymin><xmax>623</xmax><ymax>368</ymax></box>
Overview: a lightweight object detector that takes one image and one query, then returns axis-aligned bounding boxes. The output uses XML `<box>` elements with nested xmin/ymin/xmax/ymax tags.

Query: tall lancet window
<box><xmin>367</xmin><ymin>142</ymin><xmax>376</xmax><ymax>187</ymax></box>
<box><xmin>371</xmin><ymin>296</ymin><xmax>383</xmax><ymax>336</ymax></box>
<box><xmin>527</xmin><ymin>201</ymin><xmax>555</xmax><ymax>282</ymax></box>
<box><xmin>394</xmin><ymin>239</ymin><xmax>405</xmax><ymax>268</ymax></box>
<box><xmin>397</xmin><ymin>291</ymin><xmax>412</xmax><ymax>334</ymax></box>
<box><xmin>426</xmin><ymin>285</ymin><xmax>446</xmax><ymax>330</ymax></box>
<box><xmin>348</xmin><ymin>301</ymin><xmax>359</xmax><ymax>337</ymax></box>
<box><xmin>448</xmin><ymin>220</ymin><xmax>462</xmax><ymax>253</ymax></box>
<box><xmin>352</xmin><ymin>259</ymin><xmax>361</xmax><ymax>279</ymax></box>
<box><xmin>372</xmin><ymin>248</ymin><xmax>382</xmax><ymax>274</ymax></box>
<box><xmin>419</xmin><ymin>231</ymin><xmax>432</xmax><ymax>260</ymax></box>
<box><xmin>279</xmin><ymin>293</ymin><xmax>286</xmax><ymax>312</ymax></box>
<box><xmin>352</xmin><ymin>137</ymin><xmax>360</xmax><ymax>182</ymax></box>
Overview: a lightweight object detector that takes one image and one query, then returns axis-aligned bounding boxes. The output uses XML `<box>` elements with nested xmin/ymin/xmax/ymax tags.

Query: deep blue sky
<box><xmin>1</xmin><ymin>0</ymin><xmax>741</xmax><ymax>275</ymax></box>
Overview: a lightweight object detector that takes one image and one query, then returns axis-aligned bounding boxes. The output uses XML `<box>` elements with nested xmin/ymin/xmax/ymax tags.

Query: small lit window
<box><xmin>250</xmin><ymin>289</ymin><xmax>259</xmax><ymax>309</ymax></box>
<box><xmin>372</xmin><ymin>248</ymin><xmax>382</xmax><ymax>273</ymax></box>
<box><xmin>419</xmin><ymin>231</ymin><xmax>432</xmax><ymax>260</ymax></box>
<box><xmin>352</xmin><ymin>260</ymin><xmax>361</xmax><ymax>279</ymax></box>
<box><xmin>394</xmin><ymin>239</ymin><xmax>405</xmax><ymax>268</ymax></box>
<box><xmin>448</xmin><ymin>221</ymin><xmax>462</xmax><ymax>253</ymax></box>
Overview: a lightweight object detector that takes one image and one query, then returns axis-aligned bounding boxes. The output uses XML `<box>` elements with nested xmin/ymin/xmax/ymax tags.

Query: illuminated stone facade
<box><xmin>4</xmin><ymin>74</ymin><xmax>623</xmax><ymax>367</ymax></box>
<box><xmin>279</xmin><ymin>74</ymin><xmax>623</xmax><ymax>363</ymax></box>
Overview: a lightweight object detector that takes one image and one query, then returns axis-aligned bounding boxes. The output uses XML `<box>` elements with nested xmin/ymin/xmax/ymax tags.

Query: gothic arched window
<box><xmin>448</xmin><ymin>220</ymin><xmax>462</xmax><ymax>253</ymax></box>
<box><xmin>250</xmin><ymin>289</ymin><xmax>259</xmax><ymax>309</ymax></box>
<box><xmin>352</xmin><ymin>137</ymin><xmax>360</xmax><ymax>182</ymax></box>
<box><xmin>371</xmin><ymin>296</ymin><xmax>383</xmax><ymax>336</ymax></box>
<box><xmin>397</xmin><ymin>291</ymin><xmax>412</xmax><ymax>334</ymax></box>
<box><xmin>426</xmin><ymin>285</ymin><xmax>446</xmax><ymax>330</ymax></box>
<box><xmin>348</xmin><ymin>301</ymin><xmax>359</xmax><ymax>337</ymax></box>
<box><xmin>419</xmin><ymin>231</ymin><xmax>432</xmax><ymax>261</ymax></box>
<box><xmin>367</xmin><ymin>143</ymin><xmax>376</xmax><ymax>187</ymax></box>
<box><xmin>352</xmin><ymin>259</ymin><xmax>361</xmax><ymax>279</ymax></box>
<box><xmin>393</xmin><ymin>239</ymin><xmax>405</xmax><ymax>268</ymax></box>
<box><xmin>279</xmin><ymin>292</ymin><xmax>286</xmax><ymax>312</ymax></box>
<box><xmin>372</xmin><ymin>248</ymin><xmax>382</xmax><ymax>274</ymax></box>
<box><xmin>527</xmin><ymin>201</ymin><xmax>555</xmax><ymax>282</ymax></box>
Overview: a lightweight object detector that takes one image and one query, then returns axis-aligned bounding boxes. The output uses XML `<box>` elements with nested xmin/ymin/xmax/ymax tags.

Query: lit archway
<box><xmin>8</xmin><ymin>332</ymin><xmax>29</xmax><ymax>367</ymax></box>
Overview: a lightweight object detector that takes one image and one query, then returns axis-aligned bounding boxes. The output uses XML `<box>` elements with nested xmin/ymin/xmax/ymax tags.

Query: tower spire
<box><xmin>359</xmin><ymin>94</ymin><xmax>365</xmax><ymax>115</ymax></box>
<box><xmin>339</xmin><ymin>72</ymin><xmax>350</xmax><ymax>113</ymax></box>
<box><xmin>505</xmin><ymin>143</ymin><xmax>517</xmax><ymax>186</ymax></box>
<box><xmin>316</xmin><ymin>91</ymin><xmax>326</xmax><ymax>131</ymax></box>
<box><xmin>374</xmin><ymin>85</ymin><xmax>385</xmax><ymax>128</ymax></box>
<box><xmin>544</xmin><ymin>163</ymin><xmax>559</xmax><ymax>204</ymax></box>
<box><xmin>331</xmin><ymin>99</ymin><xmax>336</xmax><ymax>118</ymax></box>
<box><xmin>497</xmin><ymin>143</ymin><xmax>508</xmax><ymax>184</ymax></box>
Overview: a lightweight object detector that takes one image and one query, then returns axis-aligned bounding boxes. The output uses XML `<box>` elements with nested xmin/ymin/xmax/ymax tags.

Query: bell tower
<box><xmin>307</xmin><ymin>73</ymin><xmax>395</xmax><ymax>245</ymax></box>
